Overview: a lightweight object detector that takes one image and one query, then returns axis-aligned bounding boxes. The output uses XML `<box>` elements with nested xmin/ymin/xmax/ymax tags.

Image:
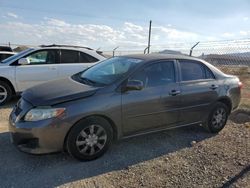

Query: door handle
<box><xmin>210</xmin><ymin>84</ymin><xmax>218</xmax><ymax>90</ymax></box>
<box><xmin>169</xmin><ymin>90</ymin><xmax>181</xmax><ymax>96</ymax></box>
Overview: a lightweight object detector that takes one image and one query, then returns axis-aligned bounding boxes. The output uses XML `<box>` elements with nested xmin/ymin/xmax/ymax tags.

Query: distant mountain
<box><xmin>158</xmin><ymin>49</ymin><xmax>183</xmax><ymax>55</ymax></box>
<box><xmin>13</xmin><ymin>46</ymin><xmax>29</xmax><ymax>52</ymax></box>
<box><xmin>200</xmin><ymin>52</ymin><xmax>250</xmax><ymax>58</ymax></box>
<box><xmin>200</xmin><ymin>52</ymin><xmax>250</xmax><ymax>66</ymax></box>
<box><xmin>228</xmin><ymin>52</ymin><xmax>250</xmax><ymax>57</ymax></box>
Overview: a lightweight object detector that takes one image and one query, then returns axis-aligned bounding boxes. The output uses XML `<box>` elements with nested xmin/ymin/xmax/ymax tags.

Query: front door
<box><xmin>121</xmin><ymin>60</ymin><xmax>181</xmax><ymax>136</ymax></box>
<box><xmin>15</xmin><ymin>49</ymin><xmax>59</xmax><ymax>91</ymax></box>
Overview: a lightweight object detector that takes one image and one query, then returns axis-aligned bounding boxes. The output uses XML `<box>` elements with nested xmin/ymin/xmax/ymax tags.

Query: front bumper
<box><xmin>9</xmin><ymin>102</ymin><xmax>69</xmax><ymax>154</ymax></box>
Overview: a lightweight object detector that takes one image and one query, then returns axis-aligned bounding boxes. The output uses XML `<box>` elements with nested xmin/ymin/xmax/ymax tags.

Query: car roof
<box><xmin>29</xmin><ymin>46</ymin><xmax>106</xmax><ymax>60</ymax></box>
<box><xmin>34</xmin><ymin>44</ymin><xmax>94</xmax><ymax>52</ymax></box>
<box><xmin>122</xmin><ymin>53</ymin><xmax>202</xmax><ymax>62</ymax></box>
<box><xmin>0</xmin><ymin>51</ymin><xmax>16</xmax><ymax>54</ymax></box>
<box><xmin>35</xmin><ymin>46</ymin><xmax>93</xmax><ymax>52</ymax></box>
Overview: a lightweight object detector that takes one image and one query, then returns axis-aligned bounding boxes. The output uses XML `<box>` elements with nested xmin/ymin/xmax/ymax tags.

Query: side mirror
<box><xmin>18</xmin><ymin>58</ymin><xmax>30</xmax><ymax>65</ymax></box>
<box><xmin>126</xmin><ymin>80</ymin><xmax>144</xmax><ymax>91</ymax></box>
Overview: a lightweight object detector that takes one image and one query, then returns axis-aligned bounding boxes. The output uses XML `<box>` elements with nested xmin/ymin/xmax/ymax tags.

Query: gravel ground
<box><xmin>0</xmin><ymin>101</ymin><xmax>249</xmax><ymax>188</ymax></box>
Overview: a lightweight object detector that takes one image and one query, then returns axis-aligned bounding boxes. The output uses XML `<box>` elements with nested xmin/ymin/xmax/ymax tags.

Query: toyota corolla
<box><xmin>9</xmin><ymin>54</ymin><xmax>241</xmax><ymax>161</ymax></box>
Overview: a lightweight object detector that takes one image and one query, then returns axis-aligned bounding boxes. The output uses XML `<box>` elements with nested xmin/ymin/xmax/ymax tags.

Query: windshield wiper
<box><xmin>81</xmin><ymin>77</ymin><xmax>107</xmax><ymax>87</ymax></box>
<box><xmin>80</xmin><ymin>77</ymin><xmax>98</xmax><ymax>85</ymax></box>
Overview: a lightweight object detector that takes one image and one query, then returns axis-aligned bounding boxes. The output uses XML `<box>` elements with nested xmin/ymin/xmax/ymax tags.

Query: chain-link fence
<box><xmin>1</xmin><ymin>39</ymin><xmax>250</xmax><ymax>76</ymax></box>
<box><xmin>1</xmin><ymin>39</ymin><xmax>250</xmax><ymax>106</ymax></box>
<box><xmin>102</xmin><ymin>39</ymin><xmax>250</xmax><ymax>76</ymax></box>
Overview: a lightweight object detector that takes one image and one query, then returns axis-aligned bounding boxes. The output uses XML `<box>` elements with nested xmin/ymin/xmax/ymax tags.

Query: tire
<box><xmin>0</xmin><ymin>81</ymin><xmax>12</xmax><ymax>106</ymax></box>
<box><xmin>66</xmin><ymin>116</ymin><xmax>113</xmax><ymax>161</ymax></box>
<box><xmin>203</xmin><ymin>102</ymin><xmax>229</xmax><ymax>133</ymax></box>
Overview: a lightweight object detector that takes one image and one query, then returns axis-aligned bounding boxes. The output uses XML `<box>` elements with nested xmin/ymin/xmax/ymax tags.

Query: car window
<box><xmin>179</xmin><ymin>60</ymin><xmax>206</xmax><ymax>81</ymax></box>
<box><xmin>26</xmin><ymin>50</ymin><xmax>56</xmax><ymax>65</ymax></box>
<box><xmin>204</xmin><ymin>65</ymin><xmax>215</xmax><ymax>79</ymax></box>
<box><xmin>78</xmin><ymin>57</ymin><xmax>142</xmax><ymax>86</ymax></box>
<box><xmin>79</xmin><ymin>52</ymin><xmax>98</xmax><ymax>63</ymax></box>
<box><xmin>0</xmin><ymin>54</ymin><xmax>13</xmax><ymax>61</ymax></box>
<box><xmin>60</xmin><ymin>50</ymin><xmax>79</xmax><ymax>63</ymax></box>
<box><xmin>2</xmin><ymin>48</ymin><xmax>34</xmax><ymax>64</ymax></box>
<box><xmin>129</xmin><ymin>61</ymin><xmax>175</xmax><ymax>88</ymax></box>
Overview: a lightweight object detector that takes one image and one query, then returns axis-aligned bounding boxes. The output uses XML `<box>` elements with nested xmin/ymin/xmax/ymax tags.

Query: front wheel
<box><xmin>203</xmin><ymin>102</ymin><xmax>229</xmax><ymax>133</ymax></box>
<box><xmin>66</xmin><ymin>116</ymin><xmax>113</xmax><ymax>161</ymax></box>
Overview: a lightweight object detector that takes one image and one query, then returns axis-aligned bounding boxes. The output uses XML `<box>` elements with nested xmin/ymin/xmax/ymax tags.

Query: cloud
<box><xmin>0</xmin><ymin>18</ymin><xmax>214</xmax><ymax>50</ymax></box>
<box><xmin>240</xmin><ymin>30</ymin><xmax>249</xmax><ymax>36</ymax></box>
<box><xmin>6</xmin><ymin>12</ymin><xmax>18</xmax><ymax>19</ymax></box>
<box><xmin>222</xmin><ymin>32</ymin><xmax>235</xmax><ymax>37</ymax></box>
<box><xmin>243</xmin><ymin>17</ymin><xmax>249</xmax><ymax>21</ymax></box>
<box><xmin>45</xmin><ymin>18</ymin><xmax>70</xmax><ymax>27</ymax></box>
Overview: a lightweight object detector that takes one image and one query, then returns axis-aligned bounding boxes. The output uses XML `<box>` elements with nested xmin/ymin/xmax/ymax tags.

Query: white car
<box><xmin>0</xmin><ymin>45</ymin><xmax>106</xmax><ymax>105</ymax></box>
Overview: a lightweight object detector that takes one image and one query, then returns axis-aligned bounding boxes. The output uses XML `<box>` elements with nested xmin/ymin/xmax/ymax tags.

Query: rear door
<box><xmin>15</xmin><ymin>49</ymin><xmax>59</xmax><ymax>91</ymax></box>
<box><xmin>177</xmin><ymin>59</ymin><xmax>219</xmax><ymax>124</ymax></box>
<box><xmin>121</xmin><ymin>60</ymin><xmax>181</xmax><ymax>135</ymax></box>
<box><xmin>58</xmin><ymin>50</ymin><xmax>99</xmax><ymax>78</ymax></box>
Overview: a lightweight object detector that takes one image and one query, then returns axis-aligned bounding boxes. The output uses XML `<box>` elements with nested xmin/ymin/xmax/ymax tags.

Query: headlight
<box><xmin>24</xmin><ymin>107</ymin><xmax>66</xmax><ymax>122</ymax></box>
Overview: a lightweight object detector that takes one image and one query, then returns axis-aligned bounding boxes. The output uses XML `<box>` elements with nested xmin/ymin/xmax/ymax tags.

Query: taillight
<box><xmin>239</xmin><ymin>81</ymin><xmax>243</xmax><ymax>89</ymax></box>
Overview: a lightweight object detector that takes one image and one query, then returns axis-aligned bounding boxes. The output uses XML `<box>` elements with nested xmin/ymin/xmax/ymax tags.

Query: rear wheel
<box><xmin>67</xmin><ymin>116</ymin><xmax>113</xmax><ymax>161</ymax></box>
<box><xmin>203</xmin><ymin>102</ymin><xmax>229</xmax><ymax>133</ymax></box>
<box><xmin>0</xmin><ymin>81</ymin><xmax>12</xmax><ymax>105</ymax></box>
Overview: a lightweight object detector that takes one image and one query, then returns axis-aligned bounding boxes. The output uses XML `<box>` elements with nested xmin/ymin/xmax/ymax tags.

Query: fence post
<box><xmin>113</xmin><ymin>46</ymin><xmax>119</xmax><ymax>57</ymax></box>
<box><xmin>147</xmin><ymin>20</ymin><xmax>152</xmax><ymax>54</ymax></box>
<box><xmin>144</xmin><ymin>47</ymin><xmax>149</xmax><ymax>54</ymax></box>
<box><xmin>189</xmin><ymin>42</ymin><xmax>200</xmax><ymax>56</ymax></box>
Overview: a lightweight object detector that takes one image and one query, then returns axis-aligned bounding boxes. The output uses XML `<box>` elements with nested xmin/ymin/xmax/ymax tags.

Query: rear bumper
<box><xmin>9</xmin><ymin>111</ymin><xmax>68</xmax><ymax>154</ymax></box>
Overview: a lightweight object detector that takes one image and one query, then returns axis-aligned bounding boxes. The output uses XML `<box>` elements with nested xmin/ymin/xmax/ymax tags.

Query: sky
<box><xmin>1</xmin><ymin>0</ymin><xmax>250</xmax><ymax>50</ymax></box>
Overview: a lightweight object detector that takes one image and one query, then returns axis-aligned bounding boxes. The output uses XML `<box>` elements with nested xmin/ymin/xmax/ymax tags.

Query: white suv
<box><xmin>0</xmin><ymin>45</ymin><xmax>106</xmax><ymax>105</ymax></box>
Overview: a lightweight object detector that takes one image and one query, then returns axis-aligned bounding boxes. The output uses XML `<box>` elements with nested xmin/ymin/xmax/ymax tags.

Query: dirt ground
<box><xmin>0</xmin><ymin>74</ymin><xmax>249</xmax><ymax>188</ymax></box>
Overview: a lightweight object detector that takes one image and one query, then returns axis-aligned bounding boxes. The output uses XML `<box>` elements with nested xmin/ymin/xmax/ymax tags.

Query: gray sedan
<box><xmin>9</xmin><ymin>54</ymin><xmax>241</xmax><ymax>161</ymax></box>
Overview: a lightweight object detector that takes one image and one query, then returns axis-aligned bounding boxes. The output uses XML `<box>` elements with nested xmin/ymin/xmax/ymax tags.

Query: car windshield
<box><xmin>1</xmin><ymin>48</ymin><xmax>34</xmax><ymax>64</ymax></box>
<box><xmin>76</xmin><ymin>57</ymin><xmax>143</xmax><ymax>86</ymax></box>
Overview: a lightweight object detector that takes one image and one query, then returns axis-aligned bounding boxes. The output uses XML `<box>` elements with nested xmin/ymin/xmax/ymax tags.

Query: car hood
<box><xmin>22</xmin><ymin>77</ymin><xmax>99</xmax><ymax>106</ymax></box>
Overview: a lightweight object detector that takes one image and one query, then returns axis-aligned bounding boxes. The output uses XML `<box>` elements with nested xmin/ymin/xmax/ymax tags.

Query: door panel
<box><xmin>15</xmin><ymin>50</ymin><xmax>59</xmax><ymax>91</ymax></box>
<box><xmin>121</xmin><ymin>61</ymin><xmax>180</xmax><ymax>135</ymax></box>
<box><xmin>178</xmin><ymin>60</ymin><xmax>219</xmax><ymax>124</ymax></box>
<box><xmin>16</xmin><ymin>65</ymin><xmax>58</xmax><ymax>91</ymax></box>
<box><xmin>179</xmin><ymin>80</ymin><xmax>218</xmax><ymax>124</ymax></box>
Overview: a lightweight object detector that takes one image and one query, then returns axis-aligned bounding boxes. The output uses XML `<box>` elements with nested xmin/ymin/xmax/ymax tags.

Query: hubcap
<box><xmin>0</xmin><ymin>86</ymin><xmax>7</xmax><ymax>103</ymax></box>
<box><xmin>212</xmin><ymin>108</ymin><xmax>227</xmax><ymax>128</ymax></box>
<box><xmin>76</xmin><ymin>124</ymin><xmax>107</xmax><ymax>156</ymax></box>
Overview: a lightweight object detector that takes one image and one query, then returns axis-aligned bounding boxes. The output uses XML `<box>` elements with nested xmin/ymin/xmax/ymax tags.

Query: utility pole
<box><xmin>147</xmin><ymin>20</ymin><xmax>152</xmax><ymax>54</ymax></box>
